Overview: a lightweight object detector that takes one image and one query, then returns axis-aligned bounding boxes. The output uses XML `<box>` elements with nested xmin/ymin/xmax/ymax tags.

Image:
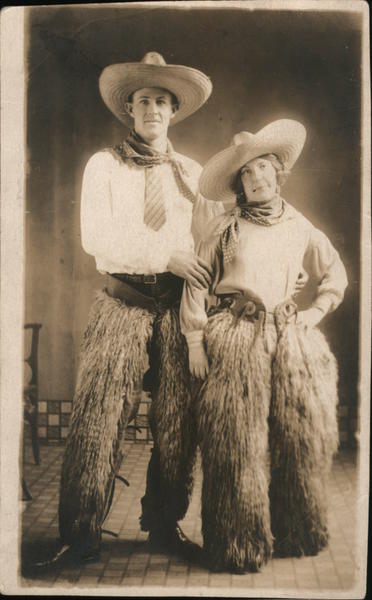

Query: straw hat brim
<box><xmin>99</xmin><ymin>63</ymin><xmax>212</xmax><ymax>127</ymax></box>
<box><xmin>199</xmin><ymin>120</ymin><xmax>306</xmax><ymax>203</ymax></box>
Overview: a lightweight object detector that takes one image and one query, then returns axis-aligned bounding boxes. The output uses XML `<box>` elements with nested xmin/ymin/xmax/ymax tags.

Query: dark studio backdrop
<box><xmin>25</xmin><ymin>4</ymin><xmax>362</xmax><ymax>445</ymax></box>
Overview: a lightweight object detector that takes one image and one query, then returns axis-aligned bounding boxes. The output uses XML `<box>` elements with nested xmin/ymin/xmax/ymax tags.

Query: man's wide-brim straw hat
<box><xmin>199</xmin><ymin>119</ymin><xmax>307</xmax><ymax>203</ymax></box>
<box><xmin>99</xmin><ymin>51</ymin><xmax>212</xmax><ymax>127</ymax></box>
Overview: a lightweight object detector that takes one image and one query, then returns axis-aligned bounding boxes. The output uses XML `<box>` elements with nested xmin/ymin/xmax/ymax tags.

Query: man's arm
<box><xmin>167</xmin><ymin>192</ymin><xmax>225</xmax><ymax>289</ymax></box>
<box><xmin>167</xmin><ymin>251</ymin><xmax>213</xmax><ymax>290</ymax></box>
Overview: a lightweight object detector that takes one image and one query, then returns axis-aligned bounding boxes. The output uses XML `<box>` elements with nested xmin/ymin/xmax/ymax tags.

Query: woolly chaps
<box><xmin>198</xmin><ymin>310</ymin><xmax>273</xmax><ymax>572</ymax></box>
<box><xmin>198</xmin><ymin>311</ymin><xmax>339</xmax><ymax>571</ymax></box>
<box><xmin>59</xmin><ymin>291</ymin><xmax>154</xmax><ymax>553</ymax></box>
<box><xmin>140</xmin><ymin>308</ymin><xmax>198</xmax><ymax>531</ymax></box>
<box><xmin>269</xmin><ymin>323</ymin><xmax>339</xmax><ymax>557</ymax></box>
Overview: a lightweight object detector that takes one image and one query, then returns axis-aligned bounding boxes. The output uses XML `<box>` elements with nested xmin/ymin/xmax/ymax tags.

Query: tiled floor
<box><xmin>20</xmin><ymin>441</ymin><xmax>361</xmax><ymax>595</ymax></box>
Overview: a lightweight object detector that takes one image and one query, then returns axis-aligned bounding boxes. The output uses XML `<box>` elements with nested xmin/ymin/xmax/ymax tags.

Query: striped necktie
<box><xmin>143</xmin><ymin>165</ymin><xmax>166</xmax><ymax>231</ymax></box>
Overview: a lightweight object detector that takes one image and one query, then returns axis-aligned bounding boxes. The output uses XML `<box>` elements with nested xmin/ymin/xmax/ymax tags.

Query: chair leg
<box><xmin>22</xmin><ymin>477</ymin><xmax>32</xmax><ymax>501</ymax></box>
<box><xmin>29</xmin><ymin>413</ymin><xmax>40</xmax><ymax>465</ymax></box>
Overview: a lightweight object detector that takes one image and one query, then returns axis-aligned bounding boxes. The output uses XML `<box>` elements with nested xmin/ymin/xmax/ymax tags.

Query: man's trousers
<box><xmin>197</xmin><ymin>300</ymin><xmax>339</xmax><ymax>572</ymax></box>
<box><xmin>58</xmin><ymin>286</ymin><xmax>197</xmax><ymax>555</ymax></box>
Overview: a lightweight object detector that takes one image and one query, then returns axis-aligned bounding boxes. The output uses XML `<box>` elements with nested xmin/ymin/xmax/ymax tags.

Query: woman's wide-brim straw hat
<box><xmin>99</xmin><ymin>51</ymin><xmax>212</xmax><ymax>127</ymax></box>
<box><xmin>199</xmin><ymin>119</ymin><xmax>307</xmax><ymax>203</ymax></box>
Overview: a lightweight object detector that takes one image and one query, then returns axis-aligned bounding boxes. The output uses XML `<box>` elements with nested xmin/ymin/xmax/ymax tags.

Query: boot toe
<box><xmin>148</xmin><ymin>525</ymin><xmax>202</xmax><ymax>562</ymax></box>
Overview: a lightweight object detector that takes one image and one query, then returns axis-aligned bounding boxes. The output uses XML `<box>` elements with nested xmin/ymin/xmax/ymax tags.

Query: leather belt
<box><xmin>112</xmin><ymin>272</ymin><xmax>171</xmax><ymax>285</ymax></box>
<box><xmin>212</xmin><ymin>292</ymin><xmax>297</xmax><ymax>330</ymax></box>
<box><xmin>105</xmin><ymin>273</ymin><xmax>183</xmax><ymax>311</ymax></box>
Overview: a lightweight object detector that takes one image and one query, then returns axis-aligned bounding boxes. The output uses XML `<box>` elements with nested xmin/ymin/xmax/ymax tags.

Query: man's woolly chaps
<box><xmin>140</xmin><ymin>309</ymin><xmax>198</xmax><ymax>530</ymax></box>
<box><xmin>59</xmin><ymin>291</ymin><xmax>154</xmax><ymax>551</ymax></box>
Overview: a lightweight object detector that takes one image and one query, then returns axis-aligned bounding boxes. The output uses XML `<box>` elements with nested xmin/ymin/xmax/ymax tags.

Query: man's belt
<box><xmin>112</xmin><ymin>272</ymin><xmax>173</xmax><ymax>285</ymax></box>
<box><xmin>105</xmin><ymin>272</ymin><xmax>183</xmax><ymax>311</ymax></box>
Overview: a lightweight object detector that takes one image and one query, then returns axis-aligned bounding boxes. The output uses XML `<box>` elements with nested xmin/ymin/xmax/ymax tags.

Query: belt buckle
<box><xmin>143</xmin><ymin>274</ymin><xmax>157</xmax><ymax>284</ymax></box>
<box><xmin>275</xmin><ymin>299</ymin><xmax>298</xmax><ymax>329</ymax></box>
<box><xmin>233</xmin><ymin>297</ymin><xmax>258</xmax><ymax>321</ymax></box>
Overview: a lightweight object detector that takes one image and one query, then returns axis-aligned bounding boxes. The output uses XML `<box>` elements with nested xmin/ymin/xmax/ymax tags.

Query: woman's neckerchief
<box><xmin>112</xmin><ymin>129</ymin><xmax>197</xmax><ymax>204</ymax></box>
<box><xmin>219</xmin><ymin>194</ymin><xmax>295</xmax><ymax>264</ymax></box>
<box><xmin>237</xmin><ymin>191</ymin><xmax>285</xmax><ymax>225</ymax></box>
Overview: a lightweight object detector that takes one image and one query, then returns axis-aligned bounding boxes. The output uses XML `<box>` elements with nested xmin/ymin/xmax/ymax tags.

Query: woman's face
<box><xmin>240</xmin><ymin>157</ymin><xmax>278</xmax><ymax>204</ymax></box>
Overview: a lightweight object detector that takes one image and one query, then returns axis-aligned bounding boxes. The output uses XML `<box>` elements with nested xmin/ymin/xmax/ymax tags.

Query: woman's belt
<box><xmin>112</xmin><ymin>272</ymin><xmax>173</xmax><ymax>285</ymax></box>
<box><xmin>105</xmin><ymin>272</ymin><xmax>184</xmax><ymax>311</ymax></box>
<box><xmin>212</xmin><ymin>292</ymin><xmax>297</xmax><ymax>328</ymax></box>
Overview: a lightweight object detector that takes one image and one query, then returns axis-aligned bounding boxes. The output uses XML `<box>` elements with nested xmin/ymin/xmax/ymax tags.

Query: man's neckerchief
<box><xmin>112</xmin><ymin>129</ymin><xmax>197</xmax><ymax>204</ymax></box>
<box><xmin>219</xmin><ymin>194</ymin><xmax>295</xmax><ymax>264</ymax></box>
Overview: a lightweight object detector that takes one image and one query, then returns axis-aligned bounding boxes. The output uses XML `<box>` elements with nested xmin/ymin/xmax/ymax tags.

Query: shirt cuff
<box><xmin>311</xmin><ymin>293</ymin><xmax>333</xmax><ymax>315</ymax></box>
<box><xmin>185</xmin><ymin>330</ymin><xmax>204</xmax><ymax>348</ymax></box>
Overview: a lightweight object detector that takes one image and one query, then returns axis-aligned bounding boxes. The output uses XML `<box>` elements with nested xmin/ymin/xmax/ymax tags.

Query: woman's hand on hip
<box><xmin>188</xmin><ymin>345</ymin><xmax>209</xmax><ymax>379</ymax></box>
<box><xmin>293</xmin><ymin>269</ymin><xmax>309</xmax><ymax>296</ymax></box>
<box><xmin>167</xmin><ymin>250</ymin><xmax>212</xmax><ymax>290</ymax></box>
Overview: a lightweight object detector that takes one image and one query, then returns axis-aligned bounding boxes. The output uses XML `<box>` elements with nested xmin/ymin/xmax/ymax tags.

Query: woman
<box><xmin>180</xmin><ymin>119</ymin><xmax>348</xmax><ymax>573</ymax></box>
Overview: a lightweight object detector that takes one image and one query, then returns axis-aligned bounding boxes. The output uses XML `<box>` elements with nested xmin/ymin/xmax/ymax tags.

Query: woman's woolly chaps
<box><xmin>269</xmin><ymin>323</ymin><xmax>339</xmax><ymax>557</ymax></box>
<box><xmin>198</xmin><ymin>311</ymin><xmax>273</xmax><ymax>572</ymax></box>
<box><xmin>58</xmin><ymin>291</ymin><xmax>154</xmax><ymax>551</ymax></box>
<box><xmin>198</xmin><ymin>310</ymin><xmax>339</xmax><ymax>570</ymax></box>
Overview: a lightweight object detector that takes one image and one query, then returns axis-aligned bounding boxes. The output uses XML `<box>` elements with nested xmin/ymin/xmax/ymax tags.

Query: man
<box><xmin>58</xmin><ymin>52</ymin><xmax>224</xmax><ymax>562</ymax></box>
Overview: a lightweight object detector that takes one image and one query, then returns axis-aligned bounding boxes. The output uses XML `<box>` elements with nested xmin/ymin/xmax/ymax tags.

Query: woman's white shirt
<box><xmin>180</xmin><ymin>205</ymin><xmax>348</xmax><ymax>338</ymax></box>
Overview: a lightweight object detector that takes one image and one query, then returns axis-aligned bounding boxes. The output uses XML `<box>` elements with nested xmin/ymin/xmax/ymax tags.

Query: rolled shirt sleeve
<box><xmin>81</xmin><ymin>153</ymin><xmax>116</xmax><ymax>261</ymax></box>
<box><xmin>303</xmin><ymin>225</ymin><xmax>348</xmax><ymax>315</ymax></box>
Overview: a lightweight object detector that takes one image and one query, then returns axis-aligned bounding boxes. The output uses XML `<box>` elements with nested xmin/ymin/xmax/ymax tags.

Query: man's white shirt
<box><xmin>81</xmin><ymin>149</ymin><xmax>223</xmax><ymax>274</ymax></box>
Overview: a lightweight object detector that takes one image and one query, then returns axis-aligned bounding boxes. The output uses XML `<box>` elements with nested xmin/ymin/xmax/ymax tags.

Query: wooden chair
<box><xmin>23</xmin><ymin>323</ymin><xmax>42</xmax><ymax>466</ymax></box>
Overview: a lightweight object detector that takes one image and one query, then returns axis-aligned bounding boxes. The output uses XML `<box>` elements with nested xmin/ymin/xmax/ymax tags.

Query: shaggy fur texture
<box><xmin>198</xmin><ymin>310</ymin><xmax>273</xmax><ymax>573</ymax></box>
<box><xmin>59</xmin><ymin>291</ymin><xmax>154</xmax><ymax>551</ymax></box>
<box><xmin>197</xmin><ymin>305</ymin><xmax>339</xmax><ymax>570</ymax></box>
<box><xmin>269</xmin><ymin>321</ymin><xmax>339</xmax><ymax>557</ymax></box>
<box><xmin>140</xmin><ymin>307</ymin><xmax>198</xmax><ymax>530</ymax></box>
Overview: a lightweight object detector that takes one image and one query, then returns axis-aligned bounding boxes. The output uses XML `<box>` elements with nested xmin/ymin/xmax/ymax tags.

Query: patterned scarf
<box><xmin>220</xmin><ymin>194</ymin><xmax>294</xmax><ymax>264</ymax></box>
<box><xmin>112</xmin><ymin>129</ymin><xmax>197</xmax><ymax>204</ymax></box>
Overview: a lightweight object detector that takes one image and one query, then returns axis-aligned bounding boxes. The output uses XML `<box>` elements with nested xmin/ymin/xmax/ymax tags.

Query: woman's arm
<box><xmin>298</xmin><ymin>225</ymin><xmax>348</xmax><ymax>327</ymax></box>
<box><xmin>191</xmin><ymin>192</ymin><xmax>226</xmax><ymax>247</ymax></box>
<box><xmin>180</xmin><ymin>234</ymin><xmax>221</xmax><ymax>378</ymax></box>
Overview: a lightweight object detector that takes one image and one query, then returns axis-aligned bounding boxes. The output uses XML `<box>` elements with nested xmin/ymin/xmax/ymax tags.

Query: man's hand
<box><xmin>167</xmin><ymin>250</ymin><xmax>212</xmax><ymax>290</ymax></box>
<box><xmin>293</xmin><ymin>269</ymin><xmax>309</xmax><ymax>296</ymax></box>
<box><xmin>297</xmin><ymin>307</ymin><xmax>324</xmax><ymax>329</ymax></box>
<box><xmin>188</xmin><ymin>345</ymin><xmax>209</xmax><ymax>379</ymax></box>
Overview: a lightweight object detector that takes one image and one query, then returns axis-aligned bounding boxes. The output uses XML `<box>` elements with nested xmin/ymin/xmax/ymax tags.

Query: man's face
<box><xmin>240</xmin><ymin>156</ymin><xmax>278</xmax><ymax>204</ymax></box>
<box><xmin>126</xmin><ymin>87</ymin><xmax>176</xmax><ymax>142</ymax></box>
